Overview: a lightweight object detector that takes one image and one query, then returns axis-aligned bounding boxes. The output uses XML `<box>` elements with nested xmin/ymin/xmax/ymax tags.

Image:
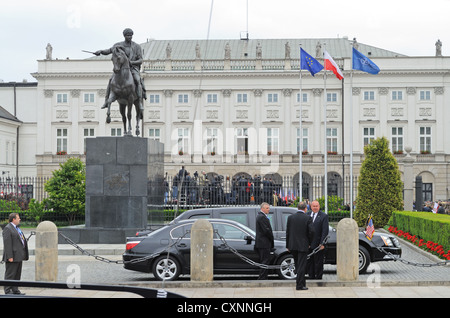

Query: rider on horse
<box><xmin>94</xmin><ymin>28</ymin><xmax>147</xmax><ymax>111</ymax></box>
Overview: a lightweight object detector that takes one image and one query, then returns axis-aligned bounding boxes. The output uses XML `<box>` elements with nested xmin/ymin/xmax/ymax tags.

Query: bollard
<box><xmin>35</xmin><ymin>221</ymin><xmax>58</xmax><ymax>282</ymax></box>
<box><xmin>190</xmin><ymin>219</ymin><xmax>213</xmax><ymax>282</ymax></box>
<box><xmin>336</xmin><ymin>218</ymin><xmax>359</xmax><ymax>281</ymax></box>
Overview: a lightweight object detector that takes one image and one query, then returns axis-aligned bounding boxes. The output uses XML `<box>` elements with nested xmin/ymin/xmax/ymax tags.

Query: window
<box><xmin>326</xmin><ymin>128</ymin><xmax>338</xmax><ymax>153</ymax></box>
<box><xmin>177</xmin><ymin>128</ymin><xmax>190</xmax><ymax>154</ymax></box>
<box><xmin>11</xmin><ymin>142</ymin><xmax>15</xmax><ymax>165</ymax></box>
<box><xmin>363</xmin><ymin>127</ymin><xmax>375</xmax><ymax>146</ymax></box>
<box><xmin>237</xmin><ymin>93</ymin><xmax>248</xmax><ymax>104</ymax></box>
<box><xmin>83</xmin><ymin>128</ymin><xmax>94</xmax><ymax>153</ymax></box>
<box><xmin>267</xmin><ymin>128</ymin><xmax>279</xmax><ymax>154</ymax></box>
<box><xmin>236</xmin><ymin>128</ymin><xmax>248</xmax><ymax>154</ymax></box>
<box><xmin>296</xmin><ymin>128</ymin><xmax>308</xmax><ymax>154</ymax></box>
<box><xmin>148</xmin><ymin>128</ymin><xmax>161</xmax><ymax>141</ymax></box>
<box><xmin>207</xmin><ymin>94</ymin><xmax>218</xmax><ymax>104</ymax></box>
<box><xmin>419</xmin><ymin>127</ymin><xmax>431</xmax><ymax>153</ymax></box>
<box><xmin>57</xmin><ymin>128</ymin><xmax>68</xmax><ymax>153</ymax></box>
<box><xmin>206</xmin><ymin>128</ymin><xmax>218</xmax><ymax>154</ymax></box>
<box><xmin>327</xmin><ymin>92</ymin><xmax>337</xmax><ymax>102</ymax></box>
<box><xmin>212</xmin><ymin>223</ymin><xmax>248</xmax><ymax>240</ymax></box>
<box><xmin>363</xmin><ymin>91</ymin><xmax>375</xmax><ymax>101</ymax></box>
<box><xmin>111</xmin><ymin>128</ymin><xmax>122</xmax><ymax>137</ymax></box>
<box><xmin>392</xmin><ymin>91</ymin><xmax>403</xmax><ymax>101</ymax></box>
<box><xmin>170</xmin><ymin>224</ymin><xmax>192</xmax><ymax>239</ymax></box>
<box><xmin>391</xmin><ymin>127</ymin><xmax>403</xmax><ymax>153</ymax></box>
<box><xmin>219</xmin><ymin>213</ymin><xmax>248</xmax><ymax>226</ymax></box>
<box><xmin>296</xmin><ymin>93</ymin><xmax>307</xmax><ymax>103</ymax></box>
<box><xmin>149</xmin><ymin>94</ymin><xmax>160</xmax><ymax>104</ymax></box>
<box><xmin>57</xmin><ymin>93</ymin><xmax>68</xmax><ymax>104</ymax></box>
<box><xmin>267</xmin><ymin>93</ymin><xmax>278</xmax><ymax>103</ymax></box>
<box><xmin>5</xmin><ymin>141</ymin><xmax>9</xmax><ymax>164</ymax></box>
<box><xmin>420</xmin><ymin>90</ymin><xmax>431</xmax><ymax>101</ymax></box>
<box><xmin>178</xmin><ymin>94</ymin><xmax>189</xmax><ymax>104</ymax></box>
<box><xmin>422</xmin><ymin>183</ymin><xmax>432</xmax><ymax>202</ymax></box>
<box><xmin>83</xmin><ymin>93</ymin><xmax>95</xmax><ymax>103</ymax></box>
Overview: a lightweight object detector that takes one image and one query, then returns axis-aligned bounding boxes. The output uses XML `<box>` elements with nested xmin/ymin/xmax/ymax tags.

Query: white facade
<box><xmin>1</xmin><ymin>38</ymin><xmax>449</xmax><ymax>201</ymax></box>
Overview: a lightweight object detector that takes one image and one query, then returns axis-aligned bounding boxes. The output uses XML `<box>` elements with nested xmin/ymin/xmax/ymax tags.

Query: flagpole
<box><xmin>350</xmin><ymin>44</ymin><xmax>355</xmax><ymax>219</ymax></box>
<box><xmin>299</xmin><ymin>45</ymin><xmax>303</xmax><ymax>203</ymax></box>
<box><xmin>323</xmin><ymin>44</ymin><xmax>328</xmax><ymax>215</ymax></box>
<box><xmin>350</xmin><ymin>70</ymin><xmax>354</xmax><ymax>219</ymax></box>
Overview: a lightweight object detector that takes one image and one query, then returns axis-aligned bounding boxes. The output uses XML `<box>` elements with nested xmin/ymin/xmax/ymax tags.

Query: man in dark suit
<box><xmin>255</xmin><ymin>202</ymin><xmax>274</xmax><ymax>279</ymax></box>
<box><xmin>2</xmin><ymin>213</ymin><xmax>29</xmax><ymax>295</ymax></box>
<box><xmin>307</xmin><ymin>200</ymin><xmax>329</xmax><ymax>279</ymax></box>
<box><xmin>286</xmin><ymin>201</ymin><xmax>315</xmax><ymax>290</ymax></box>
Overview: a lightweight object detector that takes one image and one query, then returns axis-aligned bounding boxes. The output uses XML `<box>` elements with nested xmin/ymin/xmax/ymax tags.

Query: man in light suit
<box><xmin>2</xmin><ymin>213</ymin><xmax>29</xmax><ymax>295</ymax></box>
<box><xmin>286</xmin><ymin>201</ymin><xmax>315</xmax><ymax>290</ymax></box>
<box><xmin>255</xmin><ymin>202</ymin><xmax>274</xmax><ymax>280</ymax></box>
<box><xmin>307</xmin><ymin>200</ymin><xmax>329</xmax><ymax>279</ymax></box>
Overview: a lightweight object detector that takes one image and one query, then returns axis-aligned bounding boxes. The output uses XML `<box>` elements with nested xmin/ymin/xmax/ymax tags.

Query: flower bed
<box><xmin>388</xmin><ymin>225</ymin><xmax>450</xmax><ymax>260</ymax></box>
<box><xmin>388</xmin><ymin>211</ymin><xmax>450</xmax><ymax>260</ymax></box>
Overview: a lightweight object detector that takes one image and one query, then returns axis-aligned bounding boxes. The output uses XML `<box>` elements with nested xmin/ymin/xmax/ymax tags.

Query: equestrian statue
<box><xmin>93</xmin><ymin>28</ymin><xmax>147</xmax><ymax>136</ymax></box>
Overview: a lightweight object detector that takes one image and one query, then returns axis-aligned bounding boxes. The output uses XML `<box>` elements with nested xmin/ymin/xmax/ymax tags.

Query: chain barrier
<box><xmin>8</xmin><ymin>229</ymin><xmax>448</xmax><ymax>271</ymax></box>
<box><xmin>215</xmin><ymin>232</ymin><xmax>330</xmax><ymax>270</ymax></box>
<box><xmin>57</xmin><ymin>231</ymin><xmax>191</xmax><ymax>265</ymax></box>
<box><xmin>373</xmin><ymin>244</ymin><xmax>450</xmax><ymax>268</ymax></box>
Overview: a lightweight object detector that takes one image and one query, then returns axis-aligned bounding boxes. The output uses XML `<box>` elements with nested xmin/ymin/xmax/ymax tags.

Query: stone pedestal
<box><xmin>35</xmin><ymin>221</ymin><xmax>58</xmax><ymax>282</ymax></box>
<box><xmin>336</xmin><ymin>218</ymin><xmax>359</xmax><ymax>281</ymax></box>
<box><xmin>190</xmin><ymin>219</ymin><xmax>213</xmax><ymax>281</ymax></box>
<box><xmin>59</xmin><ymin>137</ymin><xmax>164</xmax><ymax>244</ymax></box>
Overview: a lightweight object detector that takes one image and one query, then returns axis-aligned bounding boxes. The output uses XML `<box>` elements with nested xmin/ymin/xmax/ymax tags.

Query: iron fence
<box><xmin>163</xmin><ymin>173</ymin><xmax>358</xmax><ymax>210</ymax></box>
<box><xmin>0</xmin><ymin>176</ymin><xmax>50</xmax><ymax>202</ymax></box>
<box><xmin>0</xmin><ymin>174</ymin><xmax>358</xmax><ymax>225</ymax></box>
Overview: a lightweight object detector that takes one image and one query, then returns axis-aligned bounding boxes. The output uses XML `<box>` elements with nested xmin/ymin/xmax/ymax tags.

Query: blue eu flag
<box><xmin>300</xmin><ymin>48</ymin><xmax>324</xmax><ymax>76</ymax></box>
<box><xmin>352</xmin><ymin>48</ymin><xmax>380</xmax><ymax>75</ymax></box>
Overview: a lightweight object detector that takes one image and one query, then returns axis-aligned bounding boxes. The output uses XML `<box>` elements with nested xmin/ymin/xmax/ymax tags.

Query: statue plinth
<box><xmin>59</xmin><ymin>137</ymin><xmax>164</xmax><ymax>244</ymax></box>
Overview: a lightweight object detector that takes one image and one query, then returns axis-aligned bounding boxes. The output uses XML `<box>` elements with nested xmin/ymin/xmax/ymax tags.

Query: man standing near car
<box><xmin>307</xmin><ymin>200</ymin><xmax>329</xmax><ymax>279</ymax></box>
<box><xmin>255</xmin><ymin>202</ymin><xmax>274</xmax><ymax>279</ymax></box>
<box><xmin>2</xmin><ymin>213</ymin><xmax>29</xmax><ymax>295</ymax></box>
<box><xmin>286</xmin><ymin>201</ymin><xmax>315</xmax><ymax>290</ymax></box>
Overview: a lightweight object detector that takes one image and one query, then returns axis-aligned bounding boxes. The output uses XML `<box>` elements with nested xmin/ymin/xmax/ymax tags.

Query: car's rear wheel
<box><xmin>152</xmin><ymin>255</ymin><xmax>181</xmax><ymax>281</ymax></box>
<box><xmin>358</xmin><ymin>246</ymin><xmax>371</xmax><ymax>273</ymax></box>
<box><xmin>276</xmin><ymin>254</ymin><xmax>296</xmax><ymax>280</ymax></box>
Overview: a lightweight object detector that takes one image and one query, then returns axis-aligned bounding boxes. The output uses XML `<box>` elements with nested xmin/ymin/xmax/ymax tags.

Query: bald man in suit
<box><xmin>307</xmin><ymin>200</ymin><xmax>329</xmax><ymax>279</ymax></box>
<box><xmin>2</xmin><ymin>213</ymin><xmax>29</xmax><ymax>295</ymax></box>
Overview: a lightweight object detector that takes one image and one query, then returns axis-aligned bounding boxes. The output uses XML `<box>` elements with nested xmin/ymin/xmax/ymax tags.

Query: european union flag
<box><xmin>352</xmin><ymin>48</ymin><xmax>380</xmax><ymax>75</ymax></box>
<box><xmin>300</xmin><ymin>48</ymin><xmax>324</xmax><ymax>76</ymax></box>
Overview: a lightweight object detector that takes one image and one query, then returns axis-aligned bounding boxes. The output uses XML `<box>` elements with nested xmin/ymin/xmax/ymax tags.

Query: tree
<box><xmin>355</xmin><ymin>137</ymin><xmax>403</xmax><ymax>228</ymax></box>
<box><xmin>44</xmin><ymin>158</ymin><xmax>85</xmax><ymax>225</ymax></box>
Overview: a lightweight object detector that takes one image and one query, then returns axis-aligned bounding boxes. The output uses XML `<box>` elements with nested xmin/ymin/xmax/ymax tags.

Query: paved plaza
<box><xmin>0</xmin><ymin>228</ymin><xmax>449</xmax><ymax>298</ymax></box>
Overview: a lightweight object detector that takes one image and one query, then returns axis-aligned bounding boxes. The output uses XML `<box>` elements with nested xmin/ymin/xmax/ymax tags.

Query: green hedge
<box><xmin>388</xmin><ymin>211</ymin><xmax>450</xmax><ymax>252</ymax></box>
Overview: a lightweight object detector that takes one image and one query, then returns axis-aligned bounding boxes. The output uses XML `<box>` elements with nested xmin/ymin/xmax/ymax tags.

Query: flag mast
<box><xmin>299</xmin><ymin>44</ymin><xmax>303</xmax><ymax>203</ymax></box>
<box><xmin>350</xmin><ymin>43</ymin><xmax>354</xmax><ymax>219</ymax></box>
<box><xmin>323</xmin><ymin>43</ymin><xmax>328</xmax><ymax>215</ymax></box>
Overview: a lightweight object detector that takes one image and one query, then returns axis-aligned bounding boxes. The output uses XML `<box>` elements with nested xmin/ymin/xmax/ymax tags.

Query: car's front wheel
<box><xmin>358</xmin><ymin>246</ymin><xmax>371</xmax><ymax>273</ymax></box>
<box><xmin>276</xmin><ymin>254</ymin><xmax>296</xmax><ymax>280</ymax></box>
<box><xmin>152</xmin><ymin>255</ymin><xmax>181</xmax><ymax>281</ymax></box>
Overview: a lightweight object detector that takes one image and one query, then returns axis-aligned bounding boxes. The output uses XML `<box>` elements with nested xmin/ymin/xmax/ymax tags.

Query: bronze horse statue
<box><xmin>103</xmin><ymin>45</ymin><xmax>143</xmax><ymax>136</ymax></box>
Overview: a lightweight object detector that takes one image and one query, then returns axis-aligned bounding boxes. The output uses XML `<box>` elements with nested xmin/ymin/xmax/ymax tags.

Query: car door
<box><xmin>170</xmin><ymin>223</ymin><xmax>192</xmax><ymax>269</ymax></box>
<box><xmin>212</xmin><ymin>222</ymin><xmax>259</xmax><ymax>271</ymax></box>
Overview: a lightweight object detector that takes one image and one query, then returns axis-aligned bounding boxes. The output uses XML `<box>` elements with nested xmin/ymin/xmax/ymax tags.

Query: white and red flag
<box><xmin>324</xmin><ymin>50</ymin><xmax>344</xmax><ymax>80</ymax></box>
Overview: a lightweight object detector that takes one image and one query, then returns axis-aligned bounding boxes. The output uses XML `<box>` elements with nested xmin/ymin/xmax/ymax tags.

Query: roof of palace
<box><xmin>88</xmin><ymin>37</ymin><xmax>406</xmax><ymax>61</ymax></box>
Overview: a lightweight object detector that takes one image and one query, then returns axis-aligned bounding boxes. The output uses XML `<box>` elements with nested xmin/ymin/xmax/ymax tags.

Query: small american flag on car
<box><xmin>365</xmin><ymin>215</ymin><xmax>375</xmax><ymax>240</ymax></box>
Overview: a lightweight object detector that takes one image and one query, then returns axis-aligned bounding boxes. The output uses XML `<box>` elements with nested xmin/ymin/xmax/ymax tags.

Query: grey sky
<box><xmin>1</xmin><ymin>0</ymin><xmax>448</xmax><ymax>82</ymax></box>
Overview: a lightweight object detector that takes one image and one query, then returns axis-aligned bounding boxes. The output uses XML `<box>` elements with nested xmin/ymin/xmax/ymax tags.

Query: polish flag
<box><xmin>324</xmin><ymin>50</ymin><xmax>344</xmax><ymax>80</ymax></box>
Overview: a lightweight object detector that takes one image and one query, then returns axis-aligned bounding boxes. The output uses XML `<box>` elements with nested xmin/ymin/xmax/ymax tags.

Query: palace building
<box><xmin>1</xmin><ymin>37</ymin><xmax>449</xmax><ymax>203</ymax></box>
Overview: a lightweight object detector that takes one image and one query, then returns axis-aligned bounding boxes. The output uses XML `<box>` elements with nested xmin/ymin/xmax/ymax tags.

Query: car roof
<box><xmin>173</xmin><ymin>218</ymin><xmax>243</xmax><ymax>225</ymax></box>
